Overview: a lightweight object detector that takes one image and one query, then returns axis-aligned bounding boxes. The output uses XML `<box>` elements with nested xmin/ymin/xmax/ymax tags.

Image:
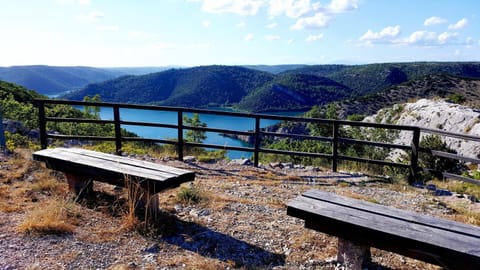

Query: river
<box><xmin>95</xmin><ymin>107</ymin><xmax>305</xmax><ymax>159</ymax></box>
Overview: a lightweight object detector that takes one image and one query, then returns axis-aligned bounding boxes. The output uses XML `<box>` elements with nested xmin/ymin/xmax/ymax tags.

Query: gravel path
<box><xmin>0</xmin><ymin>156</ymin><xmax>478</xmax><ymax>269</ymax></box>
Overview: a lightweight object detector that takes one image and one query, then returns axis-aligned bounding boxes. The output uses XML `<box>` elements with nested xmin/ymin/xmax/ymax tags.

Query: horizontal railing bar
<box><xmin>46</xmin><ymin>117</ymin><xmax>114</xmax><ymax>125</ymax></box>
<box><xmin>183</xmin><ymin>126</ymin><xmax>255</xmax><ymax>136</ymax></box>
<box><xmin>120</xmin><ymin>120</ymin><xmax>178</xmax><ymax>129</ymax></box>
<box><xmin>338</xmin><ymin>155</ymin><xmax>410</xmax><ymax>168</ymax></box>
<box><xmin>441</xmin><ymin>172</ymin><xmax>480</xmax><ymax>186</ymax></box>
<box><xmin>185</xmin><ymin>142</ymin><xmax>254</xmax><ymax>152</ymax></box>
<box><xmin>37</xmin><ymin>99</ymin><xmax>423</xmax><ymax>132</ymax></box>
<box><xmin>421</xmin><ymin>127</ymin><xmax>480</xmax><ymax>142</ymax></box>
<box><xmin>122</xmin><ymin>137</ymin><xmax>177</xmax><ymax>145</ymax></box>
<box><xmin>424</xmin><ymin>149</ymin><xmax>480</xmax><ymax>164</ymax></box>
<box><xmin>261</xmin><ymin>131</ymin><xmax>332</xmax><ymax>142</ymax></box>
<box><xmin>339</xmin><ymin>138</ymin><xmax>412</xmax><ymax>151</ymax></box>
<box><xmin>47</xmin><ymin>134</ymin><xmax>116</xmax><ymax>141</ymax></box>
<box><xmin>259</xmin><ymin>148</ymin><xmax>332</xmax><ymax>159</ymax></box>
<box><xmin>337</xmin><ymin>120</ymin><xmax>418</xmax><ymax>131</ymax></box>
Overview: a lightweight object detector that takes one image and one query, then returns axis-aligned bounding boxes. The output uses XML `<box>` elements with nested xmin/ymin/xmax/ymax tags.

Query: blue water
<box><xmin>95</xmin><ymin>107</ymin><xmax>304</xmax><ymax>159</ymax></box>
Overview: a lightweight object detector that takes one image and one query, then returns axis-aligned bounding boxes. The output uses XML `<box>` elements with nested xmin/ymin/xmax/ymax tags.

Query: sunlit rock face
<box><xmin>364</xmin><ymin>99</ymin><xmax>480</xmax><ymax>159</ymax></box>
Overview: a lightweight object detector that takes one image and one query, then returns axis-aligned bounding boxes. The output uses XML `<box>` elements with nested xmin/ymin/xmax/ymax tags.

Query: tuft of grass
<box><xmin>30</xmin><ymin>171</ymin><xmax>65</xmax><ymax>193</ymax></box>
<box><xmin>176</xmin><ymin>184</ymin><xmax>205</xmax><ymax>205</ymax></box>
<box><xmin>429</xmin><ymin>179</ymin><xmax>480</xmax><ymax>199</ymax></box>
<box><xmin>17</xmin><ymin>197</ymin><xmax>81</xmax><ymax>235</ymax></box>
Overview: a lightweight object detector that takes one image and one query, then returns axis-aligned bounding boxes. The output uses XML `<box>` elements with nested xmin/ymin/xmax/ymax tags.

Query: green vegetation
<box><xmin>176</xmin><ymin>184</ymin><xmax>205</xmax><ymax>205</ymax></box>
<box><xmin>59</xmin><ymin>62</ymin><xmax>480</xmax><ymax>113</ymax></box>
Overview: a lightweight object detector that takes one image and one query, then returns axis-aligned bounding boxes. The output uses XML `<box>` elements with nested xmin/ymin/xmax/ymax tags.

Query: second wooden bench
<box><xmin>287</xmin><ymin>189</ymin><xmax>480</xmax><ymax>270</ymax></box>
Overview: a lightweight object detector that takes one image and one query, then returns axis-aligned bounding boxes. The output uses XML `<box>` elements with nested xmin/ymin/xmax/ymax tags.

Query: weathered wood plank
<box><xmin>287</xmin><ymin>189</ymin><xmax>480</xmax><ymax>269</ymax></box>
<box><xmin>36</xmin><ymin>149</ymin><xmax>178</xmax><ymax>180</ymax></box>
<box><xmin>302</xmin><ymin>189</ymin><xmax>480</xmax><ymax>237</ymax></box>
<box><xmin>33</xmin><ymin>148</ymin><xmax>195</xmax><ymax>194</ymax></box>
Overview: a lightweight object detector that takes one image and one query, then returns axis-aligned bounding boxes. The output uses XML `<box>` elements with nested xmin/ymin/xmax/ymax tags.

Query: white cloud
<box><xmin>448</xmin><ymin>18</ymin><xmax>468</xmax><ymax>30</ymax></box>
<box><xmin>291</xmin><ymin>12</ymin><xmax>331</xmax><ymax>30</ymax></box>
<box><xmin>437</xmin><ymin>32</ymin><xmax>458</xmax><ymax>44</ymax></box>
<box><xmin>306</xmin><ymin>33</ymin><xmax>324</xmax><ymax>42</ymax></box>
<box><xmin>328</xmin><ymin>0</ymin><xmax>358</xmax><ymax>13</ymax></box>
<box><xmin>424</xmin><ymin>16</ymin><xmax>446</xmax><ymax>26</ymax></box>
<box><xmin>465</xmin><ymin>37</ymin><xmax>475</xmax><ymax>46</ymax></box>
<box><xmin>402</xmin><ymin>31</ymin><xmax>437</xmax><ymax>45</ymax></box>
<box><xmin>266</xmin><ymin>22</ymin><xmax>278</xmax><ymax>28</ymax></box>
<box><xmin>244</xmin><ymin>33</ymin><xmax>254</xmax><ymax>41</ymax></box>
<box><xmin>202</xmin><ymin>20</ymin><xmax>211</xmax><ymax>27</ymax></box>
<box><xmin>265</xmin><ymin>35</ymin><xmax>280</xmax><ymax>41</ymax></box>
<box><xmin>359</xmin><ymin>25</ymin><xmax>401</xmax><ymax>42</ymax></box>
<box><xmin>268</xmin><ymin>0</ymin><xmax>316</xmax><ymax>18</ymax></box>
<box><xmin>201</xmin><ymin>0</ymin><xmax>264</xmax><ymax>16</ymax></box>
<box><xmin>77</xmin><ymin>10</ymin><xmax>105</xmax><ymax>22</ymax></box>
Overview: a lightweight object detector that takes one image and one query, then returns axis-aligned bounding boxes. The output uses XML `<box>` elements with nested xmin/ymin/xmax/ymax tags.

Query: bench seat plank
<box><xmin>33</xmin><ymin>148</ymin><xmax>195</xmax><ymax>194</ymax></box>
<box><xmin>287</xmin><ymin>189</ymin><xmax>480</xmax><ymax>269</ymax></box>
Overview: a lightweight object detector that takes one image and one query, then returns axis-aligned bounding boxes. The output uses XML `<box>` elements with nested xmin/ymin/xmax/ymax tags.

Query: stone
<box><xmin>229</xmin><ymin>158</ymin><xmax>252</xmax><ymax>166</ymax></box>
<box><xmin>183</xmin><ymin>156</ymin><xmax>196</xmax><ymax>162</ymax></box>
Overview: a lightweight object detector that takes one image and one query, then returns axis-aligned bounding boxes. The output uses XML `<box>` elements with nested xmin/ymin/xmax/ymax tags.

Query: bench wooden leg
<box><xmin>145</xmin><ymin>193</ymin><xmax>160</xmax><ymax>222</ymax></box>
<box><xmin>65</xmin><ymin>173</ymin><xmax>93</xmax><ymax>196</ymax></box>
<box><xmin>337</xmin><ymin>238</ymin><xmax>371</xmax><ymax>270</ymax></box>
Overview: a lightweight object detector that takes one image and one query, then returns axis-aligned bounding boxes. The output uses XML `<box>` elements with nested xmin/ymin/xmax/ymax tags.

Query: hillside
<box><xmin>0</xmin><ymin>65</ymin><xmax>123</xmax><ymax>95</ymax></box>
<box><xmin>62</xmin><ymin>65</ymin><xmax>354</xmax><ymax>111</ymax></box>
<box><xmin>330</xmin><ymin>74</ymin><xmax>480</xmax><ymax>118</ymax></box>
<box><xmin>62</xmin><ymin>62</ymin><xmax>480</xmax><ymax>112</ymax></box>
<box><xmin>287</xmin><ymin>62</ymin><xmax>480</xmax><ymax>97</ymax></box>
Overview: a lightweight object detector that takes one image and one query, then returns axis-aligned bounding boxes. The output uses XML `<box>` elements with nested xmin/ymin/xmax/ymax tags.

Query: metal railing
<box><xmin>35</xmin><ymin>99</ymin><xmax>480</xmax><ymax>185</ymax></box>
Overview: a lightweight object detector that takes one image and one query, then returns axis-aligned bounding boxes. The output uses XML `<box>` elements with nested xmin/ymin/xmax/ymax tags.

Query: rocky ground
<box><xmin>0</xmin><ymin>152</ymin><xmax>479</xmax><ymax>270</ymax></box>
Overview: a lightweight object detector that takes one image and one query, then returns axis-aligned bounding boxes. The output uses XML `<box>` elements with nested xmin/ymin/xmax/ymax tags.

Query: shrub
<box><xmin>176</xmin><ymin>185</ymin><xmax>204</xmax><ymax>205</ymax></box>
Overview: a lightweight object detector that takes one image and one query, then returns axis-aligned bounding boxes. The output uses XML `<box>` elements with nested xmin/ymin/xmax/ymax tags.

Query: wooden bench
<box><xmin>33</xmin><ymin>147</ymin><xmax>195</xmax><ymax>218</ymax></box>
<box><xmin>287</xmin><ymin>189</ymin><xmax>480</xmax><ymax>270</ymax></box>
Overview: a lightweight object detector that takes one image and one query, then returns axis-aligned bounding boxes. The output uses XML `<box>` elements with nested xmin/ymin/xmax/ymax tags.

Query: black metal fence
<box><xmin>35</xmin><ymin>99</ymin><xmax>480</xmax><ymax>185</ymax></box>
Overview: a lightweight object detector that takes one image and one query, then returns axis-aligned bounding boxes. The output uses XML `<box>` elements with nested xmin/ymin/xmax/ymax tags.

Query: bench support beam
<box><xmin>337</xmin><ymin>238</ymin><xmax>371</xmax><ymax>270</ymax></box>
<box><xmin>65</xmin><ymin>173</ymin><xmax>93</xmax><ymax>196</ymax></box>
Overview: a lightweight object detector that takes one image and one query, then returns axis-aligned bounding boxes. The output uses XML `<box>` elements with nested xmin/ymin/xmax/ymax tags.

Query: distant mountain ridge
<box><xmin>0</xmin><ymin>65</ymin><xmax>174</xmax><ymax>95</ymax></box>
<box><xmin>62</xmin><ymin>62</ymin><xmax>480</xmax><ymax>112</ymax></box>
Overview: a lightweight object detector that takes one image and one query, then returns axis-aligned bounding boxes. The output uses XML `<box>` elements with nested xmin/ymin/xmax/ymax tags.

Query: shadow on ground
<box><xmin>161</xmin><ymin>217</ymin><xmax>286</xmax><ymax>268</ymax></box>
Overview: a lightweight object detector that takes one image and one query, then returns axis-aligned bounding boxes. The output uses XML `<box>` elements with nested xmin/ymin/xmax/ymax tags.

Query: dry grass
<box><xmin>17</xmin><ymin>197</ymin><xmax>81</xmax><ymax>235</ymax></box>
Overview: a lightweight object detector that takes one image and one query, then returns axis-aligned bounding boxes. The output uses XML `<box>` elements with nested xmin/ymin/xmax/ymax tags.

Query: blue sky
<box><xmin>1</xmin><ymin>0</ymin><xmax>478</xmax><ymax>67</ymax></box>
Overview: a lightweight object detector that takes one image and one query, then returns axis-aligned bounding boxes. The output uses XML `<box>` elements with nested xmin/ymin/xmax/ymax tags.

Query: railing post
<box><xmin>332</xmin><ymin>121</ymin><xmax>339</xmax><ymax>172</ymax></box>
<box><xmin>253</xmin><ymin>116</ymin><xmax>261</xmax><ymax>167</ymax></box>
<box><xmin>113</xmin><ymin>105</ymin><xmax>122</xmax><ymax>155</ymax></box>
<box><xmin>37</xmin><ymin>100</ymin><xmax>48</xmax><ymax>149</ymax></box>
<box><xmin>0</xmin><ymin>105</ymin><xmax>6</xmax><ymax>151</ymax></box>
<box><xmin>409</xmin><ymin>127</ymin><xmax>421</xmax><ymax>184</ymax></box>
<box><xmin>177</xmin><ymin>110</ymin><xmax>184</xmax><ymax>161</ymax></box>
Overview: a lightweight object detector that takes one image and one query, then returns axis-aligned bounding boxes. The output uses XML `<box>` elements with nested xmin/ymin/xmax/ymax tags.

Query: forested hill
<box><xmin>329</xmin><ymin>74</ymin><xmax>480</xmax><ymax>118</ymax></box>
<box><xmin>62</xmin><ymin>62</ymin><xmax>480</xmax><ymax>112</ymax></box>
<box><xmin>284</xmin><ymin>62</ymin><xmax>480</xmax><ymax>96</ymax></box>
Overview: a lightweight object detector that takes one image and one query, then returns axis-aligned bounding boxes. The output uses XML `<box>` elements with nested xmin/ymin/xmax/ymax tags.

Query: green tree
<box><xmin>183</xmin><ymin>113</ymin><xmax>207</xmax><ymax>143</ymax></box>
<box><xmin>83</xmin><ymin>94</ymin><xmax>102</xmax><ymax>118</ymax></box>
